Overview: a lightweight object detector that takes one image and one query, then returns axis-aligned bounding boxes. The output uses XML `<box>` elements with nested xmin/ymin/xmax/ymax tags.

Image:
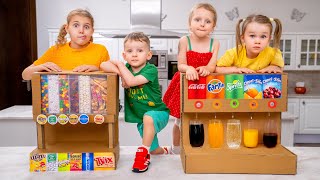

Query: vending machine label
<box><xmin>244</xmin><ymin>75</ymin><xmax>263</xmax><ymax>99</ymax></box>
<box><xmin>263</xmin><ymin>75</ymin><xmax>282</xmax><ymax>98</ymax></box>
<box><xmin>225</xmin><ymin>74</ymin><xmax>244</xmax><ymax>99</ymax></box>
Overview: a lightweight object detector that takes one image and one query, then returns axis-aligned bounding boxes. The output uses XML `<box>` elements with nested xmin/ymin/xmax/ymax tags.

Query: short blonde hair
<box><xmin>188</xmin><ymin>3</ymin><xmax>217</xmax><ymax>27</ymax></box>
<box><xmin>123</xmin><ymin>32</ymin><xmax>150</xmax><ymax>49</ymax></box>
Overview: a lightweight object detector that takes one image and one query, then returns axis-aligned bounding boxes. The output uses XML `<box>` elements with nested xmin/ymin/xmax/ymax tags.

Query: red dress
<box><xmin>163</xmin><ymin>37</ymin><xmax>213</xmax><ymax>118</ymax></box>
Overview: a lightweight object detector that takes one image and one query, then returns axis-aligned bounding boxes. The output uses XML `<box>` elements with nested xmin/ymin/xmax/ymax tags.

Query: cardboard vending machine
<box><xmin>29</xmin><ymin>72</ymin><xmax>119</xmax><ymax>172</ymax></box>
<box><xmin>180</xmin><ymin>73</ymin><xmax>297</xmax><ymax>174</ymax></box>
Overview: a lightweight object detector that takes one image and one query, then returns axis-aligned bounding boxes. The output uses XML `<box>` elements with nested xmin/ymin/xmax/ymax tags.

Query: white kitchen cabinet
<box><xmin>168</xmin><ymin>39</ymin><xmax>179</xmax><ymax>55</ymax></box>
<box><xmin>280</xmin><ymin>35</ymin><xmax>297</xmax><ymax>70</ymax></box>
<box><xmin>150</xmin><ymin>39</ymin><xmax>168</xmax><ymax>51</ymax></box>
<box><xmin>296</xmin><ymin>35</ymin><xmax>320</xmax><ymax>70</ymax></box>
<box><xmin>287</xmin><ymin>98</ymin><xmax>300</xmax><ymax>133</ymax></box>
<box><xmin>93</xmin><ymin>36</ymin><xmax>119</xmax><ymax>61</ymax></box>
<box><xmin>299</xmin><ymin>98</ymin><xmax>320</xmax><ymax>134</ymax></box>
<box><xmin>214</xmin><ymin>34</ymin><xmax>234</xmax><ymax>59</ymax></box>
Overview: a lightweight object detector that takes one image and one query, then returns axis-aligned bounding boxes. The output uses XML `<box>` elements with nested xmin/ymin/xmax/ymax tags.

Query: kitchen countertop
<box><xmin>0</xmin><ymin>105</ymin><xmax>33</xmax><ymax>120</ymax></box>
<box><xmin>288</xmin><ymin>93</ymin><xmax>320</xmax><ymax>98</ymax></box>
<box><xmin>0</xmin><ymin>146</ymin><xmax>319</xmax><ymax>179</ymax></box>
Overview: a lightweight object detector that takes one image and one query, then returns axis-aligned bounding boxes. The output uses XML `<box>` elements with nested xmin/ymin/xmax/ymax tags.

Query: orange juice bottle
<box><xmin>243</xmin><ymin>115</ymin><xmax>259</xmax><ymax>148</ymax></box>
<box><xmin>208</xmin><ymin>118</ymin><xmax>223</xmax><ymax>148</ymax></box>
<box><xmin>206</xmin><ymin>75</ymin><xmax>225</xmax><ymax>99</ymax></box>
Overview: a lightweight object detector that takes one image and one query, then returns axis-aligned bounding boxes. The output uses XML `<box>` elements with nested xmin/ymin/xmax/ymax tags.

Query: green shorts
<box><xmin>137</xmin><ymin>110</ymin><xmax>169</xmax><ymax>152</ymax></box>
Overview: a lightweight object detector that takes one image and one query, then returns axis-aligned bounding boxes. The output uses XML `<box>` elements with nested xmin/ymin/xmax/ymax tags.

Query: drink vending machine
<box><xmin>180</xmin><ymin>73</ymin><xmax>297</xmax><ymax>174</ymax></box>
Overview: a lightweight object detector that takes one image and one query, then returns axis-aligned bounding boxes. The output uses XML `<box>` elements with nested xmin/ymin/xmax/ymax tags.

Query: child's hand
<box><xmin>186</xmin><ymin>66</ymin><xmax>199</xmax><ymax>80</ymax></box>
<box><xmin>39</xmin><ymin>62</ymin><xmax>61</xmax><ymax>72</ymax></box>
<box><xmin>235</xmin><ymin>67</ymin><xmax>256</xmax><ymax>74</ymax></box>
<box><xmin>73</xmin><ymin>65</ymin><xmax>99</xmax><ymax>72</ymax></box>
<box><xmin>196</xmin><ymin>66</ymin><xmax>210</xmax><ymax>77</ymax></box>
<box><xmin>257</xmin><ymin>65</ymin><xmax>283</xmax><ymax>73</ymax></box>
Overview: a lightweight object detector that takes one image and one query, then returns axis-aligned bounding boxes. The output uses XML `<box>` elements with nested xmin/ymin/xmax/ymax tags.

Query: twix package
<box><xmin>94</xmin><ymin>152</ymin><xmax>115</xmax><ymax>170</ymax></box>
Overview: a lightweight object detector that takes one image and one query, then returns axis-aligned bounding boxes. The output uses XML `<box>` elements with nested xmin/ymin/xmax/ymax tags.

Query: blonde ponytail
<box><xmin>56</xmin><ymin>24</ymin><xmax>67</xmax><ymax>47</ymax></box>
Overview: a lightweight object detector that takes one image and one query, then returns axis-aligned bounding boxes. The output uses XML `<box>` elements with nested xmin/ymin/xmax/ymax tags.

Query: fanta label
<box><xmin>206</xmin><ymin>75</ymin><xmax>225</xmax><ymax>99</ymax></box>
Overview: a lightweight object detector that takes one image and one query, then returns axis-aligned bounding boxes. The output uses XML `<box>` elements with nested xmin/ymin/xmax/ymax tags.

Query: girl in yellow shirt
<box><xmin>22</xmin><ymin>9</ymin><xmax>110</xmax><ymax>80</ymax></box>
<box><xmin>216</xmin><ymin>14</ymin><xmax>284</xmax><ymax>73</ymax></box>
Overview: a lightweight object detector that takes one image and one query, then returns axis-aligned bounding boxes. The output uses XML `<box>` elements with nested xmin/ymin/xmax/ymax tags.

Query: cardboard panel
<box><xmin>182</xmin><ymin>73</ymin><xmax>288</xmax><ymax>112</ymax></box>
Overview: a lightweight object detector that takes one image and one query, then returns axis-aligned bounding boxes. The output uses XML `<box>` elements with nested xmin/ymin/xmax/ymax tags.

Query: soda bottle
<box><xmin>225</xmin><ymin>74</ymin><xmax>244</xmax><ymax>99</ymax></box>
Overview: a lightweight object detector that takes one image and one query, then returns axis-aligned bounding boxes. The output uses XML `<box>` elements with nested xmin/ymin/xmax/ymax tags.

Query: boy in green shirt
<box><xmin>100</xmin><ymin>32</ymin><xmax>170</xmax><ymax>173</ymax></box>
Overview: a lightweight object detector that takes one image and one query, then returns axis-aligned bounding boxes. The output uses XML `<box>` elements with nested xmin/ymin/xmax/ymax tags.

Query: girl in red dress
<box><xmin>163</xmin><ymin>3</ymin><xmax>220</xmax><ymax>154</ymax></box>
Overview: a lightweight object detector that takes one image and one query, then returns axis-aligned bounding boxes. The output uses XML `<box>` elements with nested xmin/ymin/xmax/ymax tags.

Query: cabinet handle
<box><xmin>22</xmin><ymin>80</ymin><xmax>31</xmax><ymax>91</ymax></box>
<box><xmin>302</xmin><ymin>101</ymin><xmax>305</xmax><ymax>105</ymax></box>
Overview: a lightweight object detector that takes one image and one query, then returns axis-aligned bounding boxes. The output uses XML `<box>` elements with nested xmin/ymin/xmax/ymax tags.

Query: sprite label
<box><xmin>225</xmin><ymin>74</ymin><xmax>244</xmax><ymax>99</ymax></box>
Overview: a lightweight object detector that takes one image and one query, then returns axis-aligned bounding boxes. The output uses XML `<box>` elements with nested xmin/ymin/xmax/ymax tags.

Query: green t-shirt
<box><xmin>124</xmin><ymin>63</ymin><xmax>169</xmax><ymax>123</ymax></box>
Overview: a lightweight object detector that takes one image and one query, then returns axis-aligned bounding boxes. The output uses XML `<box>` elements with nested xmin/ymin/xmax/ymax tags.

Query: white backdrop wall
<box><xmin>36</xmin><ymin>0</ymin><xmax>320</xmax><ymax>58</ymax></box>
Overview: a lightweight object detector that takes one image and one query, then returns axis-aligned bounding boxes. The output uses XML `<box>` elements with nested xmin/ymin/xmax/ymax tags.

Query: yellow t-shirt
<box><xmin>33</xmin><ymin>42</ymin><xmax>110</xmax><ymax>70</ymax></box>
<box><xmin>217</xmin><ymin>46</ymin><xmax>284</xmax><ymax>71</ymax></box>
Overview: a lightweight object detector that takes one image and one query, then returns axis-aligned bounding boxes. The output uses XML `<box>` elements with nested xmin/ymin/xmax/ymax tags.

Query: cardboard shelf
<box><xmin>181</xmin><ymin>145</ymin><xmax>296</xmax><ymax>174</ymax></box>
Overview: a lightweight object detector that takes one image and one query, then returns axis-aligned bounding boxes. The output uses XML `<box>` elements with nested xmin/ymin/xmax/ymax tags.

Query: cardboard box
<box><xmin>180</xmin><ymin>73</ymin><xmax>297</xmax><ymax>174</ymax></box>
<box><xmin>30</xmin><ymin>72</ymin><xmax>119</xmax><ymax>171</ymax></box>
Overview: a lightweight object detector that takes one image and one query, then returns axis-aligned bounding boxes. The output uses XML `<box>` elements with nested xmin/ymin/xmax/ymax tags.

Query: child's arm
<box><xmin>215</xmin><ymin>48</ymin><xmax>256</xmax><ymax>74</ymax></box>
<box><xmin>113</xmin><ymin>61</ymin><xmax>149</xmax><ymax>87</ymax></box>
<box><xmin>257</xmin><ymin>48</ymin><xmax>284</xmax><ymax>73</ymax></box>
<box><xmin>22</xmin><ymin>62</ymin><xmax>62</xmax><ymax>80</ymax></box>
<box><xmin>100</xmin><ymin>61</ymin><xmax>130</xmax><ymax>88</ymax></box>
<box><xmin>216</xmin><ymin>66</ymin><xmax>256</xmax><ymax>74</ymax></box>
<box><xmin>73</xmin><ymin>65</ymin><xmax>99</xmax><ymax>72</ymax></box>
<box><xmin>196</xmin><ymin>40</ymin><xmax>220</xmax><ymax>76</ymax></box>
<box><xmin>177</xmin><ymin>37</ymin><xmax>199</xmax><ymax>80</ymax></box>
<box><xmin>257</xmin><ymin>65</ymin><xmax>283</xmax><ymax>73</ymax></box>
<box><xmin>100</xmin><ymin>61</ymin><xmax>121</xmax><ymax>75</ymax></box>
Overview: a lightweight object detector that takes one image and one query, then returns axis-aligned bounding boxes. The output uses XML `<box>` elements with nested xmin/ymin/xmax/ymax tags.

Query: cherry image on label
<box><xmin>188</xmin><ymin>77</ymin><xmax>207</xmax><ymax>99</ymax></box>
